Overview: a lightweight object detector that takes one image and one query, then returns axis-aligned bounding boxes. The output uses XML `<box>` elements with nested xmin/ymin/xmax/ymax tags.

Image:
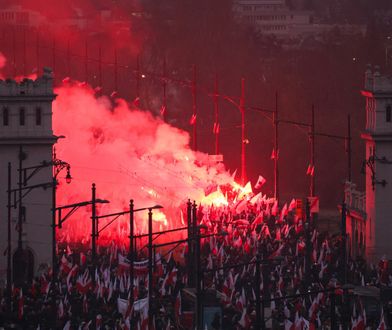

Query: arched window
<box><xmin>387</xmin><ymin>105</ymin><xmax>391</xmax><ymax>122</ymax></box>
<box><xmin>2</xmin><ymin>107</ymin><xmax>8</xmax><ymax>126</ymax></box>
<box><xmin>35</xmin><ymin>107</ymin><xmax>41</xmax><ymax>125</ymax></box>
<box><xmin>19</xmin><ymin>107</ymin><xmax>25</xmax><ymax>126</ymax></box>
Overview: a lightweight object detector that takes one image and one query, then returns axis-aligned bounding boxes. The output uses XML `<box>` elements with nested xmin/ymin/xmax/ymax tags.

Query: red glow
<box><xmin>53</xmin><ymin>81</ymin><xmax>238</xmax><ymax>246</ymax></box>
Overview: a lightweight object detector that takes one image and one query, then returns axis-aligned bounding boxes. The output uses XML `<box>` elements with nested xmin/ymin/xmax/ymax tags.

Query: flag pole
<box><xmin>310</xmin><ymin>105</ymin><xmax>315</xmax><ymax>197</ymax></box>
<box><xmin>273</xmin><ymin>92</ymin><xmax>279</xmax><ymax>201</ymax></box>
<box><xmin>240</xmin><ymin>78</ymin><xmax>246</xmax><ymax>185</ymax></box>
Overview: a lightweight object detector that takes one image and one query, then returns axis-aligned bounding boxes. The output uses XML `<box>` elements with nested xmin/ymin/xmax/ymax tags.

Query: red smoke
<box><xmin>53</xmin><ymin>81</ymin><xmax>234</xmax><ymax>245</ymax></box>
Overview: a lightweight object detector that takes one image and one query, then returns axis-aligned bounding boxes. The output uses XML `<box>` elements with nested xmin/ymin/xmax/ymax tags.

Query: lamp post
<box><xmin>94</xmin><ymin>201</ymin><xmax>165</xmax><ymax>330</ymax></box>
<box><xmin>305</xmin><ymin>198</ymin><xmax>312</xmax><ymax>288</ymax></box>
<box><xmin>10</xmin><ymin>147</ymin><xmax>70</xmax><ymax>285</ymax></box>
<box><xmin>240</xmin><ymin>78</ymin><xmax>246</xmax><ymax>185</ymax></box>
<box><xmin>52</xmin><ymin>158</ymin><xmax>71</xmax><ymax>279</ymax></box>
<box><xmin>6</xmin><ymin>163</ymin><xmax>12</xmax><ymax>312</ymax></box>
<box><xmin>139</xmin><ymin>205</ymin><xmax>164</xmax><ymax>329</ymax></box>
<box><xmin>273</xmin><ymin>92</ymin><xmax>279</xmax><ymax>200</ymax></box>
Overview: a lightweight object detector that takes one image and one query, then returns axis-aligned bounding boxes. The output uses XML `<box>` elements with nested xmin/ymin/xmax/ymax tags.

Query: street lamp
<box><xmin>52</xmin><ymin>157</ymin><xmax>72</xmax><ymax>280</ymax></box>
<box><xmin>65</xmin><ymin>166</ymin><xmax>72</xmax><ymax>184</ymax></box>
<box><xmin>95</xmin><ymin>201</ymin><xmax>163</xmax><ymax>330</ymax></box>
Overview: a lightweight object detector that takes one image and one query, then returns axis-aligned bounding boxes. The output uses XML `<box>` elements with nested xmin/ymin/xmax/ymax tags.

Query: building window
<box><xmin>19</xmin><ymin>107</ymin><xmax>25</xmax><ymax>126</ymax></box>
<box><xmin>3</xmin><ymin>107</ymin><xmax>8</xmax><ymax>126</ymax></box>
<box><xmin>386</xmin><ymin>105</ymin><xmax>391</xmax><ymax>122</ymax></box>
<box><xmin>35</xmin><ymin>107</ymin><xmax>42</xmax><ymax>125</ymax></box>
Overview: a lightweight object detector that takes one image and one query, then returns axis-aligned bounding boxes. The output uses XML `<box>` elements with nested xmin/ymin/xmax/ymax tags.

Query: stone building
<box><xmin>0</xmin><ymin>68</ymin><xmax>57</xmax><ymax>284</ymax></box>
<box><xmin>360</xmin><ymin>66</ymin><xmax>392</xmax><ymax>261</ymax></box>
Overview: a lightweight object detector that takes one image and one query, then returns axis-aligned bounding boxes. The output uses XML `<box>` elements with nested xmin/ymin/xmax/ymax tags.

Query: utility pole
<box><xmin>148</xmin><ymin>208</ymin><xmax>153</xmax><ymax>329</ymax></box>
<box><xmin>18</xmin><ymin>146</ymin><xmax>23</xmax><ymax>252</ymax></box>
<box><xmin>214</xmin><ymin>73</ymin><xmax>220</xmax><ymax>155</ymax></box>
<box><xmin>341</xmin><ymin>201</ymin><xmax>347</xmax><ymax>285</ymax></box>
<box><xmin>129</xmin><ymin>199</ymin><xmax>134</xmax><ymax>327</ymax></box>
<box><xmin>7</xmin><ymin>163</ymin><xmax>12</xmax><ymax>312</ymax></box>
<box><xmin>36</xmin><ymin>30</ymin><xmax>40</xmax><ymax>74</ymax></box>
<box><xmin>162</xmin><ymin>57</ymin><xmax>167</xmax><ymax>122</ymax></box>
<box><xmin>85</xmin><ymin>40</ymin><xmax>88</xmax><ymax>83</ymax></box>
<box><xmin>192</xmin><ymin>65</ymin><xmax>198</xmax><ymax>151</ymax></box>
<box><xmin>12</xmin><ymin>27</ymin><xmax>16</xmax><ymax>77</ymax></box>
<box><xmin>305</xmin><ymin>198</ymin><xmax>312</xmax><ymax>288</ymax></box>
<box><xmin>136</xmin><ymin>54</ymin><xmax>140</xmax><ymax>101</ymax></box>
<box><xmin>347</xmin><ymin>114</ymin><xmax>352</xmax><ymax>182</ymax></box>
<box><xmin>193</xmin><ymin>202</ymin><xmax>202</xmax><ymax>330</ymax></box>
<box><xmin>52</xmin><ymin>37</ymin><xmax>56</xmax><ymax>79</ymax></box>
<box><xmin>98</xmin><ymin>45</ymin><xmax>102</xmax><ymax>88</ymax></box>
<box><xmin>114</xmin><ymin>49</ymin><xmax>118</xmax><ymax>92</ymax></box>
<box><xmin>91</xmin><ymin>183</ymin><xmax>97</xmax><ymax>286</ymax></box>
<box><xmin>310</xmin><ymin>105</ymin><xmax>315</xmax><ymax>197</ymax></box>
<box><xmin>23</xmin><ymin>28</ymin><xmax>26</xmax><ymax>77</ymax></box>
<box><xmin>67</xmin><ymin>40</ymin><xmax>71</xmax><ymax>78</ymax></box>
<box><xmin>187</xmin><ymin>199</ymin><xmax>193</xmax><ymax>286</ymax></box>
<box><xmin>240</xmin><ymin>78</ymin><xmax>246</xmax><ymax>185</ymax></box>
<box><xmin>273</xmin><ymin>92</ymin><xmax>279</xmax><ymax>201</ymax></box>
<box><xmin>52</xmin><ymin>169</ymin><xmax>57</xmax><ymax>279</ymax></box>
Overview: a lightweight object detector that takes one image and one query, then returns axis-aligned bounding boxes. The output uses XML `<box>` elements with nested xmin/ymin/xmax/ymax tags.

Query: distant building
<box><xmin>233</xmin><ymin>0</ymin><xmax>315</xmax><ymax>39</ymax></box>
<box><xmin>0</xmin><ymin>68</ymin><xmax>57</xmax><ymax>283</ymax></box>
<box><xmin>0</xmin><ymin>6</ymin><xmax>46</xmax><ymax>28</ymax></box>
<box><xmin>232</xmin><ymin>0</ymin><xmax>366</xmax><ymax>43</ymax></box>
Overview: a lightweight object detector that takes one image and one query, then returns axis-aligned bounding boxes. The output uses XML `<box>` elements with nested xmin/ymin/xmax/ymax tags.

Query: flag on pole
<box><xmin>308</xmin><ymin>196</ymin><xmax>320</xmax><ymax>213</ymax></box>
<box><xmin>254</xmin><ymin>175</ymin><xmax>267</xmax><ymax>189</ymax></box>
<box><xmin>160</xmin><ymin>105</ymin><xmax>166</xmax><ymax>116</ymax></box>
<box><xmin>271</xmin><ymin>148</ymin><xmax>279</xmax><ymax>160</ymax></box>
<box><xmin>213</xmin><ymin>122</ymin><xmax>220</xmax><ymax>134</ymax></box>
<box><xmin>377</xmin><ymin>308</ymin><xmax>386</xmax><ymax>330</ymax></box>
<box><xmin>306</xmin><ymin>164</ymin><xmax>315</xmax><ymax>176</ymax></box>
<box><xmin>189</xmin><ymin>114</ymin><xmax>197</xmax><ymax>125</ymax></box>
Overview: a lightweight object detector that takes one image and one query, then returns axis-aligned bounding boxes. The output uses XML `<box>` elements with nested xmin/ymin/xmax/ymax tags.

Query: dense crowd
<box><xmin>0</xmin><ymin>192</ymin><xmax>389</xmax><ymax>329</ymax></box>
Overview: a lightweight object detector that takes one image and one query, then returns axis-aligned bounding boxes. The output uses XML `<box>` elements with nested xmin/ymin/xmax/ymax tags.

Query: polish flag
<box><xmin>80</xmin><ymin>252</ymin><xmax>87</xmax><ymax>266</ymax></box>
<box><xmin>175</xmin><ymin>291</ymin><xmax>182</xmax><ymax>319</ymax></box>
<box><xmin>160</xmin><ymin>105</ymin><xmax>166</xmax><ymax>116</ymax></box>
<box><xmin>60</xmin><ymin>255</ymin><xmax>73</xmax><ymax>274</ymax></box>
<box><xmin>254</xmin><ymin>175</ymin><xmax>267</xmax><ymax>189</ymax></box>
<box><xmin>189</xmin><ymin>113</ymin><xmax>197</xmax><ymax>125</ymax></box>
<box><xmin>238</xmin><ymin>308</ymin><xmax>251</xmax><ymax>329</ymax></box>
<box><xmin>213</xmin><ymin>122</ymin><xmax>220</xmax><ymax>134</ymax></box>
<box><xmin>377</xmin><ymin>308</ymin><xmax>385</xmax><ymax>330</ymax></box>
<box><xmin>288</xmin><ymin>198</ymin><xmax>296</xmax><ymax>212</ymax></box>
<box><xmin>306</xmin><ymin>164</ymin><xmax>315</xmax><ymax>176</ymax></box>
<box><xmin>271</xmin><ymin>148</ymin><xmax>279</xmax><ymax>160</ymax></box>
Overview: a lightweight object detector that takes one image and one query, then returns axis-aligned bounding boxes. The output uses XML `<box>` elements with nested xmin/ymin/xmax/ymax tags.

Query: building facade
<box><xmin>344</xmin><ymin>181</ymin><xmax>366</xmax><ymax>259</ymax></box>
<box><xmin>360</xmin><ymin>66</ymin><xmax>392</xmax><ymax>262</ymax></box>
<box><xmin>233</xmin><ymin>0</ymin><xmax>314</xmax><ymax>38</ymax></box>
<box><xmin>0</xmin><ymin>68</ymin><xmax>57</xmax><ymax>284</ymax></box>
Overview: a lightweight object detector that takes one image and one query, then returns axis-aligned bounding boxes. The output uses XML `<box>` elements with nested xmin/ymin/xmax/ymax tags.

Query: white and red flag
<box><xmin>306</xmin><ymin>164</ymin><xmax>315</xmax><ymax>176</ymax></box>
<box><xmin>189</xmin><ymin>113</ymin><xmax>197</xmax><ymax>125</ymax></box>
<box><xmin>254</xmin><ymin>175</ymin><xmax>266</xmax><ymax>189</ymax></box>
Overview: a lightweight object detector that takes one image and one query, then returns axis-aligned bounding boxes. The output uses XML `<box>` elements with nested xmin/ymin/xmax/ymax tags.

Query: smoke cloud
<box><xmin>53</xmin><ymin>82</ymin><xmax>234</xmax><ymax>244</ymax></box>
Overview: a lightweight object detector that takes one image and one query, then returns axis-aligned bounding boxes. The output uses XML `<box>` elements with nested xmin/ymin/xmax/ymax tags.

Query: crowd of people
<box><xmin>0</xmin><ymin>190</ymin><xmax>390</xmax><ymax>329</ymax></box>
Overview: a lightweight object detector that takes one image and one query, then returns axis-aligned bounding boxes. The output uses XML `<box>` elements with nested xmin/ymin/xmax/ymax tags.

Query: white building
<box><xmin>233</xmin><ymin>0</ymin><xmax>366</xmax><ymax>42</ymax></box>
<box><xmin>0</xmin><ymin>68</ymin><xmax>57</xmax><ymax>284</ymax></box>
<box><xmin>360</xmin><ymin>66</ymin><xmax>392</xmax><ymax>261</ymax></box>
<box><xmin>233</xmin><ymin>0</ymin><xmax>315</xmax><ymax>39</ymax></box>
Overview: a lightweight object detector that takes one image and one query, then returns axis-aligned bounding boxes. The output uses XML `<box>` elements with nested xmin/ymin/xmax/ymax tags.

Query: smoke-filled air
<box><xmin>53</xmin><ymin>81</ymin><xmax>241</xmax><ymax>245</ymax></box>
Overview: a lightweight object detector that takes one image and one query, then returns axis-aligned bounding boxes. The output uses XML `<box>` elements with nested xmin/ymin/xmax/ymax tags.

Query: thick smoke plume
<box><xmin>53</xmin><ymin>82</ymin><xmax>234</xmax><ymax>244</ymax></box>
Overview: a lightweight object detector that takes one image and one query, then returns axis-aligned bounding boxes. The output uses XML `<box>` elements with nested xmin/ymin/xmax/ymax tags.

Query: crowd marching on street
<box><xmin>0</xmin><ymin>187</ymin><xmax>390</xmax><ymax>330</ymax></box>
